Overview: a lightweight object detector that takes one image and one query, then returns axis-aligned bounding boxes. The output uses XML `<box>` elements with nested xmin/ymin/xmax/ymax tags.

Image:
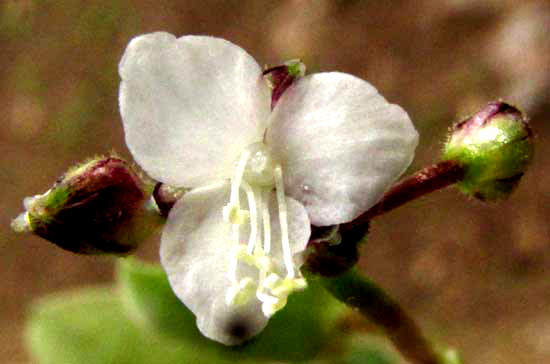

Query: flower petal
<box><xmin>119</xmin><ymin>32</ymin><xmax>271</xmax><ymax>187</ymax></box>
<box><xmin>266</xmin><ymin>72</ymin><xmax>418</xmax><ymax>226</ymax></box>
<box><xmin>160</xmin><ymin>182</ymin><xmax>265</xmax><ymax>345</ymax></box>
<box><xmin>160</xmin><ymin>182</ymin><xmax>310</xmax><ymax>345</ymax></box>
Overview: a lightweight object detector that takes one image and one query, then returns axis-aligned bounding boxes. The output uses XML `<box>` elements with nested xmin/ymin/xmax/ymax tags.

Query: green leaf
<box><xmin>25</xmin><ymin>287</ymin><xmax>224</xmax><ymax>364</ymax></box>
<box><xmin>345</xmin><ymin>335</ymin><xmax>398</xmax><ymax>364</ymax></box>
<box><xmin>234</xmin><ymin>277</ymin><xmax>338</xmax><ymax>362</ymax></box>
<box><xmin>117</xmin><ymin>257</ymin><xmax>198</xmax><ymax>339</ymax></box>
<box><xmin>117</xmin><ymin>259</ymin><xmax>239</xmax><ymax>363</ymax></box>
<box><xmin>117</xmin><ymin>258</ymin><xmax>345</xmax><ymax>363</ymax></box>
<box><xmin>347</xmin><ymin>346</ymin><xmax>395</xmax><ymax>364</ymax></box>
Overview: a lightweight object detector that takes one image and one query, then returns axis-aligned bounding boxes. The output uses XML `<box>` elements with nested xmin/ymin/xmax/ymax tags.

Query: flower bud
<box><xmin>12</xmin><ymin>157</ymin><xmax>151</xmax><ymax>254</ymax></box>
<box><xmin>263</xmin><ymin>59</ymin><xmax>306</xmax><ymax>109</ymax></box>
<box><xmin>442</xmin><ymin>102</ymin><xmax>534</xmax><ymax>201</ymax></box>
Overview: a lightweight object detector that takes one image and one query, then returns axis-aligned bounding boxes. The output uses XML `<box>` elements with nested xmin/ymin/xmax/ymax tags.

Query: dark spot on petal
<box><xmin>224</xmin><ymin>315</ymin><xmax>251</xmax><ymax>342</ymax></box>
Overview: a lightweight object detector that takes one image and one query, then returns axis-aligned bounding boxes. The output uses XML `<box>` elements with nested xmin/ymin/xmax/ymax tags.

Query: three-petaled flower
<box><xmin>118</xmin><ymin>32</ymin><xmax>418</xmax><ymax>345</ymax></box>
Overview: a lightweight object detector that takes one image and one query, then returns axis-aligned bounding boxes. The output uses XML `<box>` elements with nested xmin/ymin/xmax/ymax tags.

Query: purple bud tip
<box><xmin>263</xmin><ymin>59</ymin><xmax>306</xmax><ymax>110</ymax></box>
<box><xmin>452</xmin><ymin>101</ymin><xmax>531</xmax><ymax>137</ymax></box>
<box><xmin>444</xmin><ymin>101</ymin><xmax>534</xmax><ymax>201</ymax></box>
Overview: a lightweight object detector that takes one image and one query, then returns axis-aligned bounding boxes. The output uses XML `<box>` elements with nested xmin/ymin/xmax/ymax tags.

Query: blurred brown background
<box><xmin>1</xmin><ymin>1</ymin><xmax>548</xmax><ymax>363</ymax></box>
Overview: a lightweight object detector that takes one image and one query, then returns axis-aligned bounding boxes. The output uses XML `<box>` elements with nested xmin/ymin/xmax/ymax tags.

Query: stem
<box><xmin>320</xmin><ymin>268</ymin><xmax>460</xmax><ymax>364</ymax></box>
<box><xmin>340</xmin><ymin>160</ymin><xmax>464</xmax><ymax>233</ymax></box>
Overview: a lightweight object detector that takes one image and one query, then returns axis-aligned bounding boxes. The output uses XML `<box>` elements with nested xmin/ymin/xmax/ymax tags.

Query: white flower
<box><xmin>118</xmin><ymin>32</ymin><xmax>418</xmax><ymax>345</ymax></box>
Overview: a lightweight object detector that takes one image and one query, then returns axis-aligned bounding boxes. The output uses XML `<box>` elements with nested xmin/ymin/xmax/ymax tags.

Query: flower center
<box><xmin>222</xmin><ymin>142</ymin><xmax>307</xmax><ymax>317</ymax></box>
<box><xmin>243</xmin><ymin>142</ymin><xmax>275</xmax><ymax>187</ymax></box>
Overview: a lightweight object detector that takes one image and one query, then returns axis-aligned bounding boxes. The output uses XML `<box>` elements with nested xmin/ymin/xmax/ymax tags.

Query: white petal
<box><xmin>266</xmin><ymin>72</ymin><xmax>418</xmax><ymax>226</ymax></box>
<box><xmin>119</xmin><ymin>32</ymin><xmax>271</xmax><ymax>187</ymax></box>
<box><xmin>159</xmin><ymin>182</ymin><xmax>310</xmax><ymax>345</ymax></box>
<box><xmin>160</xmin><ymin>182</ymin><xmax>266</xmax><ymax>345</ymax></box>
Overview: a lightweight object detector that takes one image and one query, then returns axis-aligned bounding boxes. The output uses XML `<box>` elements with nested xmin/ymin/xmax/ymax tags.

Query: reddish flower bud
<box><xmin>12</xmin><ymin>157</ymin><xmax>150</xmax><ymax>254</ymax></box>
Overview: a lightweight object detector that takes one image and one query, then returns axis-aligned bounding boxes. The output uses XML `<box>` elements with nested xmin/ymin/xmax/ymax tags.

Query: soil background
<box><xmin>1</xmin><ymin>1</ymin><xmax>549</xmax><ymax>363</ymax></box>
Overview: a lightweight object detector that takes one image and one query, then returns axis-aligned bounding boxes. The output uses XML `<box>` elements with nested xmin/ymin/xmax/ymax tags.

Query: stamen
<box><xmin>225</xmin><ymin>277</ymin><xmax>256</xmax><ymax>306</ymax></box>
<box><xmin>256</xmin><ymin>269</ymin><xmax>266</xmax><ymax>293</ymax></box>
<box><xmin>231</xmin><ymin>224</ymin><xmax>239</xmax><ymax>246</ymax></box>
<box><xmin>228</xmin><ymin>254</ymin><xmax>238</xmax><ymax>283</ymax></box>
<box><xmin>230</xmin><ymin>149</ymin><xmax>251</xmax><ymax>204</ymax></box>
<box><xmin>257</xmin><ymin>292</ymin><xmax>279</xmax><ymax>305</ymax></box>
<box><xmin>228</xmin><ymin>244</ymin><xmax>247</xmax><ymax>283</ymax></box>
<box><xmin>262</xmin><ymin>189</ymin><xmax>271</xmax><ymax>254</ymax></box>
<box><xmin>264</xmin><ymin>272</ymin><xmax>282</xmax><ymax>289</ymax></box>
<box><xmin>253</xmin><ymin>186</ymin><xmax>263</xmax><ymax>253</ymax></box>
<box><xmin>271</xmin><ymin>278</ymin><xmax>307</xmax><ymax>297</ymax></box>
<box><xmin>255</xmin><ymin>255</ymin><xmax>273</xmax><ymax>272</ymax></box>
<box><xmin>255</xmin><ymin>270</ymin><xmax>273</xmax><ymax>303</ymax></box>
<box><xmin>241</xmin><ymin>181</ymin><xmax>258</xmax><ymax>255</ymax></box>
<box><xmin>256</xmin><ymin>270</ymin><xmax>279</xmax><ymax>305</ymax></box>
<box><xmin>225</xmin><ymin>146</ymin><xmax>308</xmax><ymax>316</ymax></box>
<box><xmin>262</xmin><ymin>296</ymin><xmax>287</xmax><ymax>318</ymax></box>
<box><xmin>274</xmin><ymin>165</ymin><xmax>294</xmax><ymax>278</ymax></box>
<box><xmin>223</xmin><ymin>204</ymin><xmax>249</xmax><ymax>225</ymax></box>
<box><xmin>223</xmin><ymin>149</ymin><xmax>251</xmax><ymax>227</ymax></box>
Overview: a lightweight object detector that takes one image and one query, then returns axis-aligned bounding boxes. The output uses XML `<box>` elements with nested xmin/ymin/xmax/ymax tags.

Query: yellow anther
<box><xmin>264</xmin><ymin>273</ymin><xmax>282</xmax><ymax>289</ymax></box>
<box><xmin>230</xmin><ymin>244</ymin><xmax>248</xmax><ymax>258</ymax></box>
<box><xmin>240</xmin><ymin>277</ymin><xmax>256</xmax><ymax>291</ymax></box>
<box><xmin>261</xmin><ymin>296</ymin><xmax>288</xmax><ymax>318</ymax></box>
<box><xmin>291</xmin><ymin>278</ymin><xmax>307</xmax><ymax>290</ymax></box>
<box><xmin>231</xmin><ymin>245</ymin><xmax>264</xmax><ymax>268</ymax></box>
<box><xmin>255</xmin><ymin>255</ymin><xmax>274</xmax><ymax>272</ymax></box>
<box><xmin>225</xmin><ymin>277</ymin><xmax>257</xmax><ymax>306</ymax></box>
<box><xmin>270</xmin><ymin>277</ymin><xmax>307</xmax><ymax>297</ymax></box>
<box><xmin>240</xmin><ymin>254</ymin><xmax>257</xmax><ymax>267</ymax></box>
<box><xmin>223</xmin><ymin>203</ymin><xmax>249</xmax><ymax>224</ymax></box>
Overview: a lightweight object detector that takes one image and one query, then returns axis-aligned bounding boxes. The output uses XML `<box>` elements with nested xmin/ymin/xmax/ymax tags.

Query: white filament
<box><xmin>253</xmin><ymin>186</ymin><xmax>263</xmax><ymax>253</ymax></box>
<box><xmin>224</xmin><ymin>146</ymin><xmax>306</xmax><ymax>316</ymax></box>
<box><xmin>256</xmin><ymin>270</ymin><xmax>273</xmax><ymax>303</ymax></box>
<box><xmin>228</xmin><ymin>253</ymin><xmax>238</xmax><ymax>283</ymax></box>
<box><xmin>242</xmin><ymin>181</ymin><xmax>258</xmax><ymax>255</ymax></box>
<box><xmin>230</xmin><ymin>149</ymin><xmax>251</xmax><ymax>204</ymax></box>
<box><xmin>261</xmin><ymin>188</ymin><xmax>271</xmax><ymax>254</ymax></box>
<box><xmin>274</xmin><ymin>165</ymin><xmax>294</xmax><ymax>279</ymax></box>
<box><xmin>228</xmin><ymin>244</ymin><xmax>246</xmax><ymax>283</ymax></box>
